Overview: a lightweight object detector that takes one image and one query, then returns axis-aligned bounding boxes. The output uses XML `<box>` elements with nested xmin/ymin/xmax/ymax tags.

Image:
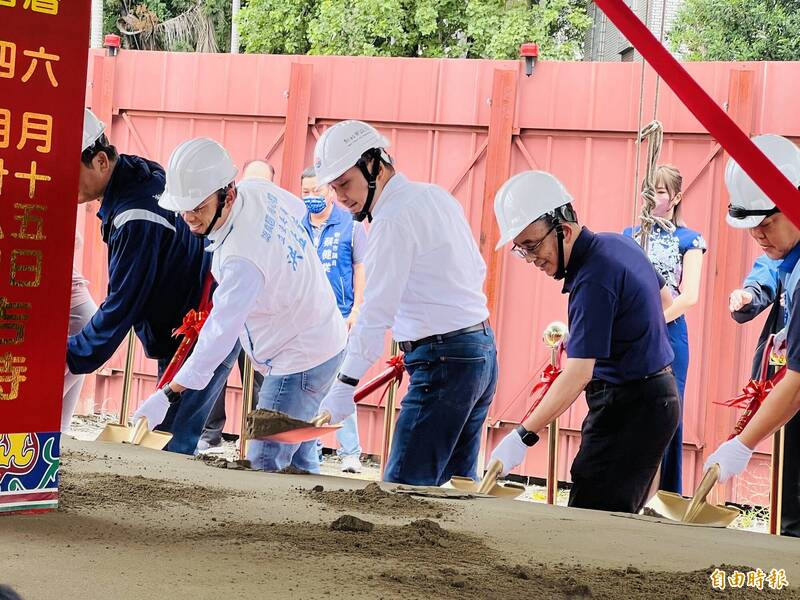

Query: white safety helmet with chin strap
<box><xmin>725</xmin><ymin>134</ymin><xmax>800</xmax><ymax>229</ymax></box>
<box><xmin>494</xmin><ymin>170</ymin><xmax>576</xmax><ymax>279</ymax></box>
<box><xmin>82</xmin><ymin>108</ymin><xmax>106</xmax><ymax>153</ymax></box>
<box><xmin>313</xmin><ymin>120</ymin><xmax>391</xmax><ymax>222</ymax></box>
<box><xmin>159</xmin><ymin>137</ymin><xmax>238</xmax><ymax>236</ymax></box>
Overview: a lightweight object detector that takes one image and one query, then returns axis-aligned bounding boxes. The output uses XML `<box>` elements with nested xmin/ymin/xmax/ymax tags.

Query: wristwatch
<box><xmin>337</xmin><ymin>373</ymin><xmax>360</xmax><ymax>387</ymax></box>
<box><xmin>515</xmin><ymin>424</ymin><xmax>540</xmax><ymax>447</ymax></box>
<box><xmin>161</xmin><ymin>383</ymin><xmax>181</xmax><ymax>404</ymax></box>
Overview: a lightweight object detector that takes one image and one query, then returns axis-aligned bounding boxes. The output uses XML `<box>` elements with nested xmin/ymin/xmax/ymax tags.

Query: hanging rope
<box><xmin>631</xmin><ymin>0</ymin><xmax>672</xmax><ymax>253</ymax></box>
<box><xmin>636</xmin><ymin>120</ymin><xmax>674</xmax><ymax>253</ymax></box>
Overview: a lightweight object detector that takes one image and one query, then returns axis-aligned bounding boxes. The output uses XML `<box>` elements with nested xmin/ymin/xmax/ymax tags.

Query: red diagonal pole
<box><xmin>594</xmin><ymin>0</ymin><xmax>800</xmax><ymax>228</ymax></box>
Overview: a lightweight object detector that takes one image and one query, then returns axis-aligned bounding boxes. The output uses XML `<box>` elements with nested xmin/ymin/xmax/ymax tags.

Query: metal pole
<box><xmin>769</xmin><ymin>427</ymin><xmax>785</xmax><ymax>535</ymax></box>
<box><xmin>90</xmin><ymin>0</ymin><xmax>103</xmax><ymax>48</ymax></box>
<box><xmin>119</xmin><ymin>329</ymin><xmax>136</xmax><ymax>426</ymax></box>
<box><xmin>230</xmin><ymin>0</ymin><xmax>241</xmax><ymax>54</ymax></box>
<box><xmin>542</xmin><ymin>322</ymin><xmax>568</xmax><ymax>505</ymax></box>
<box><xmin>380</xmin><ymin>341</ymin><xmax>400</xmax><ymax>480</ymax></box>
<box><xmin>239</xmin><ymin>356</ymin><xmax>255</xmax><ymax>459</ymax></box>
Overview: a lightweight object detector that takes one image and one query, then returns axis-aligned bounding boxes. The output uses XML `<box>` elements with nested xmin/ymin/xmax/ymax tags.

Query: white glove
<box><xmin>704</xmin><ymin>437</ymin><xmax>754</xmax><ymax>483</ymax></box>
<box><xmin>319</xmin><ymin>379</ymin><xmax>356</xmax><ymax>425</ymax></box>
<box><xmin>490</xmin><ymin>430</ymin><xmax>530</xmax><ymax>477</ymax></box>
<box><xmin>729</xmin><ymin>288</ymin><xmax>754</xmax><ymax>312</ymax></box>
<box><xmin>131</xmin><ymin>388</ymin><xmax>172</xmax><ymax>431</ymax></box>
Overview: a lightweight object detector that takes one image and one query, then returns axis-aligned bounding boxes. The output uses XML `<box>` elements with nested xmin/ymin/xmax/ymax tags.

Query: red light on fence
<box><xmin>520</xmin><ymin>43</ymin><xmax>539</xmax><ymax>77</ymax></box>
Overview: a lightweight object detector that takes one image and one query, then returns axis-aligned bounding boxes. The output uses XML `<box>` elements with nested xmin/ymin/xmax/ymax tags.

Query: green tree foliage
<box><xmin>669</xmin><ymin>0</ymin><xmax>800</xmax><ymax>60</ymax></box>
<box><xmin>237</xmin><ymin>0</ymin><xmax>592</xmax><ymax>60</ymax></box>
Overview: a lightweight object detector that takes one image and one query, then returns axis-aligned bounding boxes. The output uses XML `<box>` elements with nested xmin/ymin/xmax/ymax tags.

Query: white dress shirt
<box><xmin>340</xmin><ymin>173</ymin><xmax>489</xmax><ymax>380</ymax></box>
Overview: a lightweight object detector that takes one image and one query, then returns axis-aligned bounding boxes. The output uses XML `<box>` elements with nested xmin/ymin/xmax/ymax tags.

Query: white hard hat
<box><xmin>494</xmin><ymin>171</ymin><xmax>574</xmax><ymax>249</ymax></box>
<box><xmin>159</xmin><ymin>138</ymin><xmax>238</xmax><ymax>212</ymax></box>
<box><xmin>313</xmin><ymin>120</ymin><xmax>390</xmax><ymax>185</ymax></box>
<box><xmin>82</xmin><ymin>108</ymin><xmax>106</xmax><ymax>152</ymax></box>
<box><xmin>725</xmin><ymin>134</ymin><xmax>800</xmax><ymax>229</ymax></box>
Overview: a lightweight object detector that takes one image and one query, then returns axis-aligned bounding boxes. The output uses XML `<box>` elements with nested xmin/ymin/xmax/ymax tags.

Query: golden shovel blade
<box><xmin>644</xmin><ymin>464</ymin><xmax>740</xmax><ymax>527</ymax></box>
<box><xmin>94</xmin><ymin>417</ymin><xmax>173</xmax><ymax>450</ymax></box>
<box><xmin>445</xmin><ymin>460</ymin><xmax>525</xmax><ymax>499</ymax></box>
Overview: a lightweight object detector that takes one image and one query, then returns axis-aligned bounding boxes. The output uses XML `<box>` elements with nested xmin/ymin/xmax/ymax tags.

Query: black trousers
<box><xmin>569</xmin><ymin>371</ymin><xmax>681</xmax><ymax>514</ymax></box>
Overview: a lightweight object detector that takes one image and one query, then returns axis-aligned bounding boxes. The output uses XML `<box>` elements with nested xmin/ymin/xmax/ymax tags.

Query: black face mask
<box><xmin>194</xmin><ymin>188</ymin><xmax>228</xmax><ymax>238</ymax></box>
<box><xmin>354</xmin><ymin>149</ymin><xmax>383</xmax><ymax>223</ymax></box>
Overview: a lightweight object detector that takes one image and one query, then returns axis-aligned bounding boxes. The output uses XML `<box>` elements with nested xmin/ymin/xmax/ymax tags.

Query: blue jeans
<box><xmin>156</xmin><ymin>341</ymin><xmax>240</xmax><ymax>455</ymax></box>
<box><xmin>384</xmin><ymin>326</ymin><xmax>498</xmax><ymax>486</ymax></box>
<box><xmin>336</xmin><ymin>413</ymin><xmax>362</xmax><ymax>457</ymax></box>
<box><xmin>247</xmin><ymin>350</ymin><xmax>343</xmax><ymax>473</ymax></box>
<box><xmin>660</xmin><ymin>316</ymin><xmax>688</xmax><ymax>494</ymax></box>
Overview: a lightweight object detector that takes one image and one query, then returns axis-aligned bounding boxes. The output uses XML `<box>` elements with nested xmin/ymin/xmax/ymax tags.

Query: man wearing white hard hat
<box><xmin>313</xmin><ymin>120</ymin><xmax>497</xmax><ymax>486</ymax></box>
<box><xmin>706</xmin><ymin>134</ymin><xmax>800</xmax><ymax>536</ymax></box>
<box><xmin>66</xmin><ymin>109</ymin><xmax>237</xmax><ymax>453</ymax></box>
<box><xmin>134</xmin><ymin>137</ymin><xmax>347</xmax><ymax>473</ymax></box>
<box><xmin>490</xmin><ymin>170</ymin><xmax>679</xmax><ymax>513</ymax></box>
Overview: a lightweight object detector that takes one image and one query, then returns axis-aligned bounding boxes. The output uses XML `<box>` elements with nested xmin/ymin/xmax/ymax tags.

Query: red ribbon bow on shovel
<box><xmin>157</xmin><ymin>309</ymin><xmax>211</xmax><ymax>388</ymax></box>
<box><xmin>522</xmin><ymin>363</ymin><xmax>562</xmax><ymax>422</ymax></box>
<box><xmin>354</xmin><ymin>354</ymin><xmax>404</xmax><ymax>406</ymax></box>
<box><xmin>717</xmin><ymin>367</ymin><xmax>786</xmax><ymax>440</ymax></box>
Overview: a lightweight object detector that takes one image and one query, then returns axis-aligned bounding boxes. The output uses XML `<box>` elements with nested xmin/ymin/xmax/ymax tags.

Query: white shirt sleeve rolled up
<box><xmin>172</xmin><ymin>257</ymin><xmax>264</xmax><ymax>390</ymax></box>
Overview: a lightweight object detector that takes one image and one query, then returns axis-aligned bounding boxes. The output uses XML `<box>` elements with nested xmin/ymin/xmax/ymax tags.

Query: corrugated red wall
<box><xmin>77</xmin><ymin>49</ymin><xmax>800</xmax><ymax>504</ymax></box>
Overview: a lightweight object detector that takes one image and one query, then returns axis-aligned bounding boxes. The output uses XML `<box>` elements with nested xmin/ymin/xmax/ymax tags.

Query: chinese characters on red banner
<box><xmin>0</xmin><ymin>0</ymin><xmax>90</xmax><ymax>433</ymax></box>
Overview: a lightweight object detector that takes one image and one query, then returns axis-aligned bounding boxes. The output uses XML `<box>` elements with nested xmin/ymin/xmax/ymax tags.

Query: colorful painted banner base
<box><xmin>0</xmin><ymin>432</ymin><xmax>60</xmax><ymax>514</ymax></box>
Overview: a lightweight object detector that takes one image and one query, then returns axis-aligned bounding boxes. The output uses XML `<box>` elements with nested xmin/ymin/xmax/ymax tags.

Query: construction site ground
<box><xmin>2</xmin><ymin>437</ymin><xmax>799</xmax><ymax>599</ymax></box>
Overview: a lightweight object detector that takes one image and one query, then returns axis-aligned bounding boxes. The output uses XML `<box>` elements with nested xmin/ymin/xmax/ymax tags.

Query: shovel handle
<box><xmin>684</xmin><ymin>463</ymin><xmax>720</xmax><ymax>523</ymax></box>
<box><xmin>477</xmin><ymin>459</ymin><xmax>503</xmax><ymax>495</ymax></box>
<box><xmin>311</xmin><ymin>411</ymin><xmax>332</xmax><ymax>427</ymax></box>
<box><xmin>129</xmin><ymin>417</ymin><xmax>149</xmax><ymax>445</ymax></box>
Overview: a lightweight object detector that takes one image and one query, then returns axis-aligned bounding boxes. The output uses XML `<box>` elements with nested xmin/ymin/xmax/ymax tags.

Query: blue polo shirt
<box><xmin>564</xmin><ymin>227</ymin><xmax>674</xmax><ymax>384</ymax></box>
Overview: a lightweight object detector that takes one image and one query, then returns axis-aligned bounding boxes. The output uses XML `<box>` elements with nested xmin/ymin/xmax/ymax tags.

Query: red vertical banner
<box><xmin>0</xmin><ymin>1</ymin><xmax>91</xmax><ymax>513</ymax></box>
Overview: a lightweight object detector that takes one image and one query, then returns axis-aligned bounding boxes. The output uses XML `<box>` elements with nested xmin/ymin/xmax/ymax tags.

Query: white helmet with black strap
<box><xmin>313</xmin><ymin>120</ymin><xmax>391</xmax><ymax>223</ymax></box>
<box><xmin>494</xmin><ymin>170</ymin><xmax>576</xmax><ymax>279</ymax></box>
<box><xmin>159</xmin><ymin>137</ymin><xmax>238</xmax><ymax>237</ymax></box>
<box><xmin>725</xmin><ymin>134</ymin><xmax>800</xmax><ymax>229</ymax></box>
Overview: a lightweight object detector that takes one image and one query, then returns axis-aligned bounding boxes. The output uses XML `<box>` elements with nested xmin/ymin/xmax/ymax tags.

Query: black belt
<box><xmin>397</xmin><ymin>320</ymin><xmax>489</xmax><ymax>353</ymax></box>
<box><xmin>586</xmin><ymin>366</ymin><xmax>672</xmax><ymax>393</ymax></box>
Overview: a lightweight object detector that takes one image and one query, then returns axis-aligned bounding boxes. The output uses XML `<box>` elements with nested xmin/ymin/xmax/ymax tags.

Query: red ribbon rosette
<box><xmin>354</xmin><ymin>354</ymin><xmax>404</xmax><ymax>406</ymax></box>
<box><xmin>522</xmin><ymin>363</ymin><xmax>562</xmax><ymax>421</ymax></box>
<box><xmin>717</xmin><ymin>366</ymin><xmax>786</xmax><ymax>440</ymax></box>
<box><xmin>156</xmin><ymin>308</ymin><xmax>210</xmax><ymax>388</ymax></box>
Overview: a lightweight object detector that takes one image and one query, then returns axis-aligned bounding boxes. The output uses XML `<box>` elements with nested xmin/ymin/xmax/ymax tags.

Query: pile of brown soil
<box><xmin>246</xmin><ymin>409</ymin><xmax>310</xmax><ymax>438</ymax></box>
<box><xmin>306</xmin><ymin>482</ymin><xmax>453</xmax><ymax>520</ymax></box>
<box><xmin>58</xmin><ymin>472</ymin><xmax>243</xmax><ymax>512</ymax></box>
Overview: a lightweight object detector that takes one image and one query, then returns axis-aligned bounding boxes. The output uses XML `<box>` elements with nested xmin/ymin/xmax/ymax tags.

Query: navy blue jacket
<box><xmin>67</xmin><ymin>155</ymin><xmax>209</xmax><ymax>374</ymax></box>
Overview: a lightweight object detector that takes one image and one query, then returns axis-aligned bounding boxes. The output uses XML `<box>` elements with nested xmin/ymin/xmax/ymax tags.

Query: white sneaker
<box><xmin>195</xmin><ymin>440</ymin><xmax>225</xmax><ymax>456</ymax></box>
<box><xmin>341</xmin><ymin>454</ymin><xmax>362</xmax><ymax>473</ymax></box>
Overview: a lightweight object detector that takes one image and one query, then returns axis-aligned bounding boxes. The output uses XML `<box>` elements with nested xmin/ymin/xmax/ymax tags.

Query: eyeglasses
<box><xmin>181</xmin><ymin>195</ymin><xmax>218</xmax><ymax>216</ymax></box>
<box><xmin>511</xmin><ymin>225</ymin><xmax>556</xmax><ymax>259</ymax></box>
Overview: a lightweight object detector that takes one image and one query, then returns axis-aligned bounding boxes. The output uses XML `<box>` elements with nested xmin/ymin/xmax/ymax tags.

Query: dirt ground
<box><xmin>2</xmin><ymin>439</ymin><xmax>799</xmax><ymax>599</ymax></box>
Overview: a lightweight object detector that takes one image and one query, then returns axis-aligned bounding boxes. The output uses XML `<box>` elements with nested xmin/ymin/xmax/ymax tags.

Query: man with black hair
<box><xmin>312</xmin><ymin>120</ymin><xmax>498</xmax><ymax>486</ymax></box>
<box><xmin>65</xmin><ymin>109</ymin><xmax>237</xmax><ymax>454</ymax></box>
<box><xmin>491</xmin><ymin>170</ymin><xmax>679</xmax><ymax>514</ymax></box>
